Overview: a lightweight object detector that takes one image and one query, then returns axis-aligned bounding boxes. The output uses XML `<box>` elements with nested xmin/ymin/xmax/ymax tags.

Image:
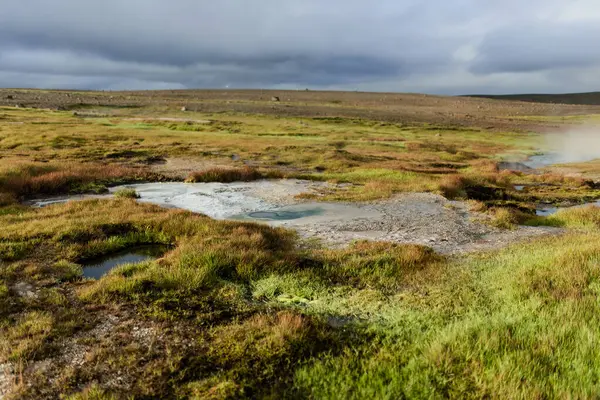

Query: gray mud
<box><xmin>111</xmin><ymin>180</ymin><xmax>328</xmax><ymax>219</ymax></box>
<box><xmin>29</xmin><ymin>180</ymin><xmax>562</xmax><ymax>254</ymax></box>
<box><xmin>260</xmin><ymin>193</ymin><xmax>559</xmax><ymax>254</ymax></box>
<box><xmin>113</xmin><ymin>183</ymin><xmax>562</xmax><ymax>254</ymax></box>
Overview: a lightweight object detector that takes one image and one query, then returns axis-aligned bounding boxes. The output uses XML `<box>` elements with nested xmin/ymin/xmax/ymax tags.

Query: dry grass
<box><xmin>438</xmin><ymin>175</ymin><xmax>468</xmax><ymax>199</ymax></box>
<box><xmin>488</xmin><ymin>207</ymin><xmax>522</xmax><ymax>229</ymax></box>
<box><xmin>113</xmin><ymin>188</ymin><xmax>140</xmax><ymax>199</ymax></box>
<box><xmin>527</xmin><ymin>173</ymin><xmax>588</xmax><ymax>187</ymax></box>
<box><xmin>469</xmin><ymin>159</ymin><xmax>500</xmax><ymax>173</ymax></box>
<box><xmin>185</xmin><ymin>166</ymin><xmax>284</xmax><ymax>183</ymax></box>
<box><xmin>0</xmin><ymin>105</ymin><xmax>551</xmax><ymax>204</ymax></box>
<box><xmin>0</xmin><ymin>162</ymin><xmax>146</xmax><ymax>201</ymax></box>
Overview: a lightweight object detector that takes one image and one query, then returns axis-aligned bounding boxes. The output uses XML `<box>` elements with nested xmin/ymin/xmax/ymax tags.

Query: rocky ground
<box><xmin>269</xmin><ymin>192</ymin><xmax>561</xmax><ymax>254</ymax></box>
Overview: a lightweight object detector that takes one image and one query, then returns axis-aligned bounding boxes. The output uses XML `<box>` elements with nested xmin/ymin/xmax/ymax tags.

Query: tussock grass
<box><xmin>527</xmin><ymin>173</ymin><xmax>589</xmax><ymax>187</ymax></box>
<box><xmin>65</xmin><ymin>385</ymin><xmax>117</xmax><ymax>400</ymax></box>
<box><xmin>0</xmin><ymin>162</ymin><xmax>147</xmax><ymax>202</ymax></box>
<box><xmin>487</xmin><ymin>207</ymin><xmax>538</xmax><ymax>229</ymax></box>
<box><xmin>53</xmin><ymin>260</ymin><xmax>83</xmax><ymax>282</ymax></box>
<box><xmin>113</xmin><ymin>188</ymin><xmax>139</xmax><ymax>199</ymax></box>
<box><xmin>488</xmin><ymin>207</ymin><xmax>520</xmax><ymax>229</ymax></box>
<box><xmin>317</xmin><ymin>241</ymin><xmax>443</xmax><ymax>290</ymax></box>
<box><xmin>0</xmin><ymin>312</ymin><xmax>53</xmax><ymax>361</ymax></box>
<box><xmin>185</xmin><ymin>166</ymin><xmax>284</xmax><ymax>183</ymax></box>
<box><xmin>293</xmin><ymin>231</ymin><xmax>600</xmax><ymax>399</ymax></box>
<box><xmin>529</xmin><ymin>205</ymin><xmax>600</xmax><ymax>230</ymax></box>
<box><xmin>438</xmin><ymin>174</ymin><xmax>467</xmax><ymax>199</ymax></box>
<box><xmin>438</xmin><ymin>171</ymin><xmax>512</xmax><ymax>200</ymax></box>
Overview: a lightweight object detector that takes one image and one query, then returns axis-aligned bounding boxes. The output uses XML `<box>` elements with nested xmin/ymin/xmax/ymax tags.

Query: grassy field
<box><xmin>468</xmin><ymin>91</ymin><xmax>600</xmax><ymax>106</ymax></box>
<box><xmin>3</xmin><ymin>91</ymin><xmax>600</xmax><ymax>398</ymax></box>
<box><xmin>2</xmin><ymin>105</ymin><xmax>598</xmax><ymax>205</ymax></box>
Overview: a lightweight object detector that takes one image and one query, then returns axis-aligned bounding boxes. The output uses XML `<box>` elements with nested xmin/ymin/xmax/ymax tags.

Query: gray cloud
<box><xmin>0</xmin><ymin>0</ymin><xmax>599</xmax><ymax>94</ymax></box>
<box><xmin>472</xmin><ymin>22</ymin><xmax>600</xmax><ymax>74</ymax></box>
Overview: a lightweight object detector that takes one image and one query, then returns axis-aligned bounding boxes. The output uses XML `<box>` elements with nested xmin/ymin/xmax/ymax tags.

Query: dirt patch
<box><xmin>11</xmin><ymin>282</ymin><xmax>37</xmax><ymax>299</ymax></box>
<box><xmin>0</xmin><ymin>363</ymin><xmax>16</xmax><ymax>399</ymax></box>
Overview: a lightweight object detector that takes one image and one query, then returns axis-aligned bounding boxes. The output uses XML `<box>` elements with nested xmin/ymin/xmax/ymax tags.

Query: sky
<box><xmin>1</xmin><ymin>0</ymin><xmax>599</xmax><ymax>95</ymax></box>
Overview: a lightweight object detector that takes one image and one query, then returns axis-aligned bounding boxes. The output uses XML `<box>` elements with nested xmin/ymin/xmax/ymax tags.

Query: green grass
<box><xmin>527</xmin><ymin>204</ymin><xmax>600</xmax><ymax>229</ymax></box>
<box><xmin>3</xmin><ymin>197</ymin><xmax>600</xmax><ymax>397</ymax></box>
<box><xmin>0</xmin><ymin>106</ymin><xmax>558</xmax><ymax>204</ymax></box>
<box><xmin>113</xmin><ymin>188</ymin><xmax>139</xmax><ymax>199</ymax></box>
<box><xmin>292</xmin><ymin>231</ymin><xmax>600</xmax><ymax>399</ymax></box>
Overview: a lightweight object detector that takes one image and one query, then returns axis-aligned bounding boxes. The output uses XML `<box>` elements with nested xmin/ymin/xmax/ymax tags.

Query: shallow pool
<box><xmin>82</xmin><ymin>245</ymin><xmax>168</xmax><ymax>279</ymax></box>
<box><xmin>239</xmin><ymin>208</ymin><xmax>324</xmax><ymax>221</ymax></box>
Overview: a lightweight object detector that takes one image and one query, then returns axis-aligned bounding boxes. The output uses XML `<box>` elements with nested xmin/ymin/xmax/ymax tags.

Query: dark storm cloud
<box><xmin>0</xmin><ymin>0</ymin><xmax>462</xmax><ymax>88</ymax></box>
<box><xmin>0</xmin><ymin>0</ymin><xmax>599</xmax><ymax>93</ymax></box>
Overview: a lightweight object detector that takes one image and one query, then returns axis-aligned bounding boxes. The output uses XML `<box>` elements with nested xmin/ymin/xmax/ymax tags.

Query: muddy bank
<box><xmin>29</xmin><ymin>180</ymin><xmax>562</xmax><ymax>254</ymax></box>
<box><xmin>260</xmin><ymin>193</ymin><xmax>561</xmax><ymax>254</ymax></box>
<box><xmin>110</xmin><ymin>182</ymin><xmax>565</xmax><ymax>254</ymax></box>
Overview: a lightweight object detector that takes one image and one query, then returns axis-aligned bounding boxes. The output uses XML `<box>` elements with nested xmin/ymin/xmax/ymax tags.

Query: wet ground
<box><xmin>536</xmin><ymin>200</ymin><xmax>600</xmax><ymax>216</ymax></box>
<box><xmin>109</xmin><ymin>180</ymin><xmax>328</xmax><ymax>219</ymax></box>
<box><xmin>29</xmin><ymin>180</ymin><xmax>562</xmax><ymax>254</ymax></box>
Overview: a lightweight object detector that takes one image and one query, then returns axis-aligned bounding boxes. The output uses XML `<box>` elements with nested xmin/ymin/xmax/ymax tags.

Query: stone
<box><xmin>13</xmin><ymin>282</ymin><xmax>36</xmax><ymax>299</ymax></box>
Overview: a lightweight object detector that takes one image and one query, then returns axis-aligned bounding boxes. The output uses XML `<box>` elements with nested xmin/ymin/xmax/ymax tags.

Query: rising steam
<box><xmin>526</xmin><ymin>126</ymin><xmax>600</xmax><ymax>168</ymax></box>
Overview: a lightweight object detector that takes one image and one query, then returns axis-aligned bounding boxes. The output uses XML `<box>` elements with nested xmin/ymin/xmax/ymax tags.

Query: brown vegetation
<box><xmin>3</xmin><ymin>88</ymin><xmax>600</xmax><ymax>132</ymax></box>
<box><xmin>0</xmin><ymin>163</ymin><xmax>150</xmax><ymax>202</ymax></box>
<box><xmin>185</xmin><ymin>166</ymin><xmax>284</xmax><ymax>183</ymax></box>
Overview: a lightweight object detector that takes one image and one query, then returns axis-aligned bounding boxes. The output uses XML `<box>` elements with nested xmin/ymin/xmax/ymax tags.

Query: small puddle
<box><xmin>524</xmin><ymin>153</ymin><xmax>600</xmax><ymax>169</ymax></box>
<box><xmin>514</xmin><ymin>185</ymin><xmax>525</xmax><ymax>191</ymax></box>
<box><xmin>82</xmin><ymin>245</ymin><xmax>168</xmax><ymax>279</ymax></box>
<box><xmin>524</xmin><ymin>154</ymin><xmax>558</xmax><ymax>169</ymax></box>
<box><xmin>536</xmin><ymin>200</ymin><xmax>600</xmax><ymax>216</ymax></box>
<box><xmin>536</xmin><ymin>206</ymin><xmax>559</xmax><ymax>216</ymax></box>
